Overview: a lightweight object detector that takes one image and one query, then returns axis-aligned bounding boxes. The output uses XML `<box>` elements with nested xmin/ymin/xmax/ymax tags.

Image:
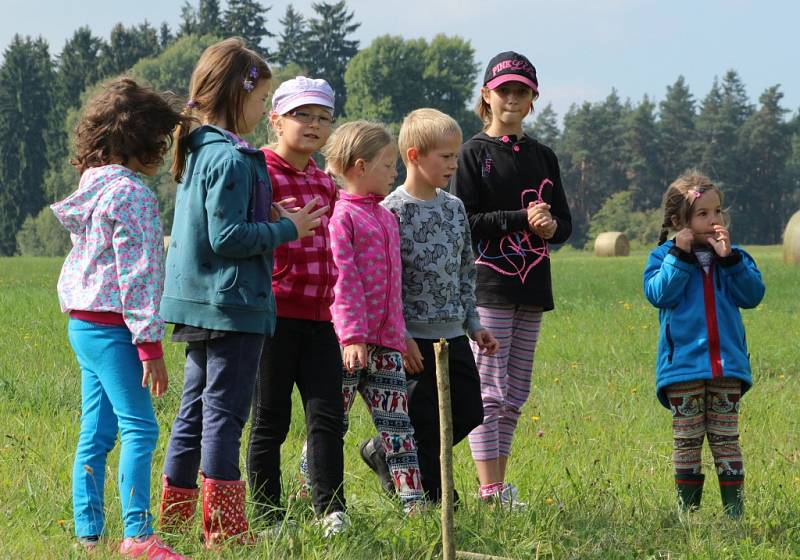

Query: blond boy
<box><xmin>359</xmin><ymin>108</ymin><xmax>498</xmax><ymax>503</ymax></box>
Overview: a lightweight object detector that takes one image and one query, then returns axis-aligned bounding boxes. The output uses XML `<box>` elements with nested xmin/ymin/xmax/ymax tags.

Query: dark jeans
<box><xmin>407</xmin><ymin>335</ymin><xmax>484</xmax><ymax>502</ymax></box>
<box><xmin>163</xmin><ymin>332</ymin><xmax>264</xmax><ymax>487</ymax></box>
<box><xmin>247</xmin><ymin>318</ymin><xmax>345</xmax><ymax>515</ymax></box>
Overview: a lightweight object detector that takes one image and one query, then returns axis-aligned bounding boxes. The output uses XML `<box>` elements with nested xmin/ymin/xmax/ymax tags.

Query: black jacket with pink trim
<box><xmin>450</xmin><ymin>132</ymin><xmax>572</xmax><ymax>310</ymax></box>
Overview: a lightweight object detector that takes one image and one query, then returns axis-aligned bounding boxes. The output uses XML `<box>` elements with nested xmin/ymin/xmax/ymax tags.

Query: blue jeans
<box><xmin>68</xmin><ymin>318</ymin><xmax>158</xmax><ymax>539</ymax></box>
<box><xmin>163</xmin><ymin>332</ymin><xmax>264</xmax><ymax>487</ymax></box>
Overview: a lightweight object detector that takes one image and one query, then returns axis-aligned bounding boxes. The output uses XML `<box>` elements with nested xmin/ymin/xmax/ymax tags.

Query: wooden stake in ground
<box><xmin>434</xmin><ymin>338</ymin><xmax>455</xmax><ymax>560</ymax></box>
<box><xmin>436</xmin><ymin>338</ymin><xmax>516</xmax><ymax>560</ymax></box>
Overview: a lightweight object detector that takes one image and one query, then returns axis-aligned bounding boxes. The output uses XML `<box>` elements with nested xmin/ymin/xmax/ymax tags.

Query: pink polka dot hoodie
<box><xmin>329</xmin><ymin>191</ymin><xmax>406</xmax><ymax>353</ymax></box>
<box><xmin>51</xmin><ymin>164</ymin><xmax>165</xmax><ymax>360</ymax></box>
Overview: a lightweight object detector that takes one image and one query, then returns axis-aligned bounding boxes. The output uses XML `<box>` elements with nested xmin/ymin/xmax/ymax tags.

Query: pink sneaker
<box><xmin>118</xmin><ymin>535</ymin><xmax>190</xmax><ymax>559</ymax></box>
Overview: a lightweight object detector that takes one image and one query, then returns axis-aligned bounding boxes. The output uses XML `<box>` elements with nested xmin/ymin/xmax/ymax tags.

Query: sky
<box><xmin>3</xmin><ymin>0</ymin><xmax>799</xmax><ymax>121</ymax></box>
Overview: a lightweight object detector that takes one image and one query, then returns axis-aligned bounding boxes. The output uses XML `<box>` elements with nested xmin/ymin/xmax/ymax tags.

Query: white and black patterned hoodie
<box><xmin>381</xmin><ymin>186</ymin><xmax>483</xmax><ymax>340</ymax></box>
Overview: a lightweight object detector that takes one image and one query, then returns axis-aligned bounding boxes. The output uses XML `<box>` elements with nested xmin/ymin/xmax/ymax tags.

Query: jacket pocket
<box><xmin>213</xmin><ymin>266</ymin><xmax>249</xmax><ymax>308</ymax></box>
<box><xmin>666</xmin><ymin>323</ymin><xmax>674</xmax><ymax>364</ymax></box>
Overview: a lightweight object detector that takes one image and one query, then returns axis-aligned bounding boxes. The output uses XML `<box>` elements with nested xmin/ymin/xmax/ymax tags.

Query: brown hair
<box><xmin>171</xmin><ymin>37</ymin><xmax>272</xmax><ymax>182</ymax></box>
<box><xmin>71</xmin><ymin>78</ymin><xmax>190</xmax><ymax>175</ymax></box>
<box><xmin>475</xmin><ymin>85</ymin><xmax>538</xmax><ymax>130</ymax></box>
<box><xmin>398</xmin><ymin>108</ymin><xmax>462</xmax><ymax>165</ymax></box>
<box><xmin>322</xmin><ymin>121</ymin><xmax>395</xmax><ymax>178</ymax></box>
<box><xmin>658</xmin><ymin>170</ymin><xmax>727</xmax><ymax>244</ymax></box>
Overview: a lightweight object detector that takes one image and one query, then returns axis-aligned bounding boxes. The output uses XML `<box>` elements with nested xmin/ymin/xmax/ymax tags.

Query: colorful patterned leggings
<box><xmin>468</xmin><ymin>304</ymin><xmax>542</xmax><ymax>461</ymax></box>
<box><xmin>665</xmin><ymin>378</ymin><xmax>744</xmax><ymax>476</ymax></box>
<box><xmin>301</xmin><ymin>345</ymin><xmax>423</xmax><ymax>506</ymax></box>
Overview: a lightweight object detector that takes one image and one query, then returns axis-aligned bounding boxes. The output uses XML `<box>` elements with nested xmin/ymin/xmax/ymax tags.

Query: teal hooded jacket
<box><xmin>643</xmin><ymin>241</ymin><xmax>765</xmax><ymax>408</ymax></box>
<box><xmin>161</xmin><ymin>126</ymin><xmax>297</xmax><ymax>335</ymax></box>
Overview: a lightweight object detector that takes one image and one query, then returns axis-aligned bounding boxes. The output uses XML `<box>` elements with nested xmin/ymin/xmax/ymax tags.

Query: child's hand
<box><xmin>270</xmin><ymin>197</ymin><xmax>298</xmax><ymax>221</ymax></box>
<box><xmin>343</xmin><ymin>343</ymin><xmax>368</xmax><ymax>372</ymax></box>
<box><xmin>142</xmin><ymin>357</ymin><xmax>168</xmax><ymax>398</ymax></box>
<box><xmin>473</xmin><ymin>329</ymin><xmax>499</xmax><ymax>356</ymax></box>
<box><xmin>708</xmin><ymin>225</ymin><xmax>731</xmax><ymax>257</ymax></box>
<box><xmin>403</xmin><ymin>338</ymin><xmax>424</xmax><ymax>375</ymax></box>
<box><xmin>275</xmin><ymin>196</ymin><xmax>330</xmax><ymax>239</ymax></box>
<box><xmin>675</xmin><ymin>228</ymin><xmax>694</xmax><ymax>252</ymax></box>
<box><xmin>528</xmin><ymin>202</ymin><xmax>556</xmax><ymax>239</ymax></box>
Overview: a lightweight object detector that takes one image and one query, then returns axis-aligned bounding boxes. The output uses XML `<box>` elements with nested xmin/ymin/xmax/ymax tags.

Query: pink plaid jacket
<box><xmin>263</xmin><ymin>148</ymin><xmax>338</xmax><ymax>322</ymax></box>
<box><xmin>328</xmin><ymin>191</ymin><xmax>406</xmax><ymax>353</ymax></box>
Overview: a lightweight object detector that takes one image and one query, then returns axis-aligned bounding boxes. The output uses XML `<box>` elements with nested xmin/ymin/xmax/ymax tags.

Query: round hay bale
<box><xmin>594</xmin><ymin>231</ymin><xmax>630</xmax><ymax>257</ymax></box>
<box><xmin>783</xmin><ymin>210</ymin><xmax>800</xmax><ymax>265</ymax></box>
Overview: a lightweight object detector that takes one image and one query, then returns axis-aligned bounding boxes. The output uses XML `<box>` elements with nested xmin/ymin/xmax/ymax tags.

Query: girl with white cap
<box><xmin>245</xmin><ymin>76</ymin><xmax>350</xmax><ymax>536</ymax></box>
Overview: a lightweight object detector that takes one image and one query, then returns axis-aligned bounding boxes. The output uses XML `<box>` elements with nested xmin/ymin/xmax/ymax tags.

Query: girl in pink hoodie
<box><xmin>322</xmin><ymin>121</ymin><xmax>423</xmax><ymax>513</ymax></box>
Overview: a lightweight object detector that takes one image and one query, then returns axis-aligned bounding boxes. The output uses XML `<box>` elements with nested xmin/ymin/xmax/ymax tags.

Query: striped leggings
<box><xmin>468</xmin><ymin>304</ymin><xmax>542</xmax><ymax>461</ymax></box>
<box><xmin>666</xmin><ymin>378</ymin><xmax>744</xmax><ymax>476</ymax></box>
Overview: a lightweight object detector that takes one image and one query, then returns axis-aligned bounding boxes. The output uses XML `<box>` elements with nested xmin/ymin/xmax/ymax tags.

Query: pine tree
<box><xmin>159</xmin><ymin>22</ymin><xmax>175</xmax><ymax>49</ymax></box>
<box><xmin>527</xmin><ymin>103</ymin><xmax>560</xmax><ymax>151</ymax></box>
<box><xmin>0</xmin><ymin>36</ymin><xmax>54</xmax><ymax>254</ymax></box>
<box><xmin>99</xmin><ymin>22</ymin><xmax>161</xmax><ymax>76</ymax></box>
<box><xmin>274</xmin><ymin>4</ymin><xmax>307</xmax><ymax>67</ymax></box>
<box><xmin>738</xmin><ymin>86</ymin><xmax>791</xmax><ymax>243</ymax></box>
<box><xmin>658</xmin><ymin>76</ymin><xmax>696</xmax><ymax>185</ymax></box>
<box><xmin>197</xmin><ymin>0</ymin><xmax>224</xmax><ymax>37</ymax></box>
<box><xmin>223</xmin><ymin>0</ymin><xmax>274</xmax><ymax>57</ymax></box>
<box><xmin>178</xmin><ymin>1</ymin><xmax>198</xmax><ymax>37</ymax></box>
<box><xmin>623</xmin><ymin>96</ymin><xmax>663</xmax><ymax>210</ymax></box>
<box><xmin>305</xmin><ymin>1</ymin><xmax>360</xmax><ymax>115</ymax></box>
<box><xmin>43</xmin><ymin>27</ymin><xmax>103</xmax><ymax>202</ymax></box>
<box><xmin>695</xmin><ymin>78</ymin><xmax>726</xmax><ymax>177</ymax></box>
<box><xmin>560</xmin><ymin>101</ymin><xmax>603</xmax><ymax>243</ymax></box>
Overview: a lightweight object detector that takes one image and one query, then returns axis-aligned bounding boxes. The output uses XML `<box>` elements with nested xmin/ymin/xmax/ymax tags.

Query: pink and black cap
<box><xmin>483</xmin><ymin>51</ymin><xmax>538</xmax><ymax>94</ymax></box>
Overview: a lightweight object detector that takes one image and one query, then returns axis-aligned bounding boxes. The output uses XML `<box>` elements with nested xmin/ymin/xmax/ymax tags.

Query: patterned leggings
<box><xmin>468</xmin><ymin>304</ymin><xmax>542</xmax><ymax>461</ymax></box>
<box><xmin>666</xmin><ymin>378</ymin><xmax>744</xmax><ymax>476</ymax></box>
<box><xmin>301</xmin><ymin>345</ymin><xmax>423</xmax><ymax>506</ymax></box>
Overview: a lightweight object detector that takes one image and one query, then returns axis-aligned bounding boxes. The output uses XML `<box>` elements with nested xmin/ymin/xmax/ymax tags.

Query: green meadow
<box><xmin>1</xmin><ymin>246</ymin><xmax>798</xmax><ymax>559</ymax></box>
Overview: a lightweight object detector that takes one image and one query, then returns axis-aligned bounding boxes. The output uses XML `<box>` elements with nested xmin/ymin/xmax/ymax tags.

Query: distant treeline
<box><xmin>1</xmin><ymin>0</ymin><xmax>798</xmax><ymax>255</ymax></box>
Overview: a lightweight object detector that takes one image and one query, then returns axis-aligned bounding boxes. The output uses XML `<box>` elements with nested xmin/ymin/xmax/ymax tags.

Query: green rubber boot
<box><xmin>675</xmin><ymin>473</ymin><xmax>704</xmax><ymax>511</ymax></box>
<box><xmin>719</xmin><ymin>474</ymin><xmax>744</xmax><ymax>518</ymax></box>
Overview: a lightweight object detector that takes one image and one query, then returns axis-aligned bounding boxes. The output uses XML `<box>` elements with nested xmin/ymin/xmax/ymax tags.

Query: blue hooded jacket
<box><xmin>161</xmin><ymin>126</ymin><xmax>297</xmax><ymax>335</ymax></box>
<box><xmin>643</xmin><ymin>241</ymin><xmax>765</xmax><ymax>408</ymax></box>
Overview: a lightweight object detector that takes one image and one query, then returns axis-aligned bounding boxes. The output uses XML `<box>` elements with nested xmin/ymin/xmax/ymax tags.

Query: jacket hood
<box><xmin>50</xmin><ymin>164</ymin><xmax>138</xmax><ymax>234</ymax></box>
<box><xmin>262</xmin><ymin>148</ymin><xmax>320</xmax><ymax>175</ymax></box>
<box><xmin>338</xmin><ymin>191</ymin><xmax>385</xmax><ymax>204</ymax></box>
<box><xmin>187</xmin><ymin>125</ymin><xmax>261</xmax><ymax>155</ymax></box>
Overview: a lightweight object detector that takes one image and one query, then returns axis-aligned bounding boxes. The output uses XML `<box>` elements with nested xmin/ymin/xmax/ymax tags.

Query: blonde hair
<box><xmin>398</xmin><ymin>108</ymin><xmax>462</xmax><ymax>165</ymax></box>
<box><xmin>171</xmin><ymin>38</ymin><xmax>271</xmax><ymax>182</ymax></box>
<box><xmin>658</xmin><ymin>170</ymin><xmax>727</xmax><ymax>244</ymax></box>
<box><xmin>322</xmin><ymin>121</ymin><xmax>395</xmax><ymax>177</ymax></box>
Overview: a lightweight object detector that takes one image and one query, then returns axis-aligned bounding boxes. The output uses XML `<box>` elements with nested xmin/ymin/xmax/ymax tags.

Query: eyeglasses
<box><xmin>287</xmin><ymin>110</ymin><xmax>335</xmax><ymax>128</ymax></box>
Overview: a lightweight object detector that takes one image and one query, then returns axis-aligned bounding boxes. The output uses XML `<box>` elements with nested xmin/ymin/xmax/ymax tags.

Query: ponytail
<box><xmin>171</xmin><ymin>108</ymin><xmax>196</xmax><ymax>182</ymax></box>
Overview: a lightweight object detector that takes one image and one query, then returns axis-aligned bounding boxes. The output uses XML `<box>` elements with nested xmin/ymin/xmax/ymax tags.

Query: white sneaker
<box><xmin>320</xmin><ymin>511</ymin><xmax>351</xmax><ymax>537</ymax></box>
<box><xmin>500</xmin><ymin>483</ymin><xmax>527</xmax><ymax>511</ymax></box>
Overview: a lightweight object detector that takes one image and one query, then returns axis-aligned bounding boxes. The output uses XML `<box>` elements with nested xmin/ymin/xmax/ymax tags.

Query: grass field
<box><xmin>1</xmin><ymin>246</ymin><xmax>798</xmax><ymax>559</ymax></box>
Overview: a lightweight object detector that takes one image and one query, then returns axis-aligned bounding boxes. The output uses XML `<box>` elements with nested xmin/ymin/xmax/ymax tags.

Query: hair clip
<box><xmin>186</xmin><ymin>99</ymin><xmax>198</xmax><ymax>109</ymax></box>
<box><xmin>688</xmin><ymin>189</ymin><xmax>702</xmax><ymax>199</ymax></box>
<box><xmin>243</xmin><ymin>66</ymin><xmax>259</xmax><ymax>93</ymax></box>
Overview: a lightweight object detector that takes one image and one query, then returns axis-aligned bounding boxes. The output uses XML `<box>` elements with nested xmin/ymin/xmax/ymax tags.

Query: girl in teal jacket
<box><xmin>158</xmin><ymin>38</ymin><xmax>326</xmax><ymax>548</ymax></box>
<box><xmin>643</xmin><ymin>171</ymin><xmax>764</xmax><ymax>517</ymax></box>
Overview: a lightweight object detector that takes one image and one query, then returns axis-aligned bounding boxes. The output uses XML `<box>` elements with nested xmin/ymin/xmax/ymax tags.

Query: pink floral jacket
<box><xmin>51</xmin><ymin>165</ymin><xmax>165</xmax><ymax>360</ymax></box>
<box><xmin>329</xmin><ymin>191</ymin><xmax>406</xmax><ymax>353</ymax></box>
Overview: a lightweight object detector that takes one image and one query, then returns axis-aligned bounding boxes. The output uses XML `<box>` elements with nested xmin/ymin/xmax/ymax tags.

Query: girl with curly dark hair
<box><xmin>51</xmin><ymin>77</ymin><xmax>191</xmax><ymax>558</ymax></box>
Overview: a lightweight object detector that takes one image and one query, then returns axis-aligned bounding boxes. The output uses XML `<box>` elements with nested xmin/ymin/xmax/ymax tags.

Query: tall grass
<box><xmin>1</xmin><ymin>247</ymin><xmax>798</xmax><ymax>558</ymax></box>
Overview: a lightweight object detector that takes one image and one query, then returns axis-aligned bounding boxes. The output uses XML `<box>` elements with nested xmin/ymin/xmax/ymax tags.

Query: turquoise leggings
<box><xmin>68</xmin><ymin>318</ymin><xmax>158</xmax><ymax>539</ymax></box>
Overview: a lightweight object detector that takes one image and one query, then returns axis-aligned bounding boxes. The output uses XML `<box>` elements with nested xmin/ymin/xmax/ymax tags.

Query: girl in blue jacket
<box><xmin>643</xmin><ymin>171</ymin><xmax>765</xmax><ymax>517</ymax></box>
